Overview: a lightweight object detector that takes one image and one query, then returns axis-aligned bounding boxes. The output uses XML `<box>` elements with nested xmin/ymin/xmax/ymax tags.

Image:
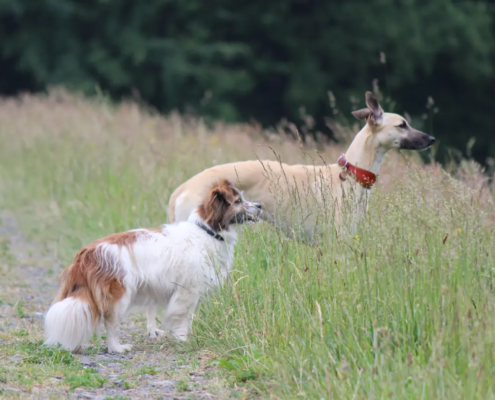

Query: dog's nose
<box><xmin>428</xmin><ymin>136</ymin><xmax>436</xmax><ymax>145</ymax></box>
<box><xmin>255</xmin><ymin>203</ymin><xmax>262</xmax><ymax>209</ymax></box>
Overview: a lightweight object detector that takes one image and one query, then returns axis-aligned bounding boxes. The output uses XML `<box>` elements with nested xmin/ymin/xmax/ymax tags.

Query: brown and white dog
<box><xmin>168</xmin><ymin>92</ymin><xmax>435</xmax><ymax>240</ymax></box>
<box><xmin>44</xmin><ymin>180</ymin><xmax>261</xmax><ymax>353</ymax></box>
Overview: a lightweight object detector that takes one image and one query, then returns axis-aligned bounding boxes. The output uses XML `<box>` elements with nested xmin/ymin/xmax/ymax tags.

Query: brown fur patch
<box><xmin>54</xmin><ymin>231</ymin><xmax>139</xmax><ymax>326</ymax></box>
<box><xmin>197</xmin><ymin>179</ymin><xmax>240</xmax><ymax>231</ymax></box>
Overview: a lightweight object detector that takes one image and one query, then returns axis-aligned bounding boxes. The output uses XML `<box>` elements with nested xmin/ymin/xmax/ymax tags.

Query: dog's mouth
<box><xmin>229</xmin><ymin>200</ymin><xmax>262</xmax><ymax>226</ymax></box>
<box><xmin>230</xmin><ymin>209</ymin><xmax>262</xmax><ymax>225</ymax></box>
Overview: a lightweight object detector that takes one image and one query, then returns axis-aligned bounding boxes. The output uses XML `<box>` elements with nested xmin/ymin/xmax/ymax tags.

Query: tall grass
<box><xmin>1</xmin><ymin>90</ymin><xmax>494</xmax><ymax>399</ymax></box>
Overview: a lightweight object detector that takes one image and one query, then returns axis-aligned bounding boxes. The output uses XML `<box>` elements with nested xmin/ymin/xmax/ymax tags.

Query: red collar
<box><xmin>337</xmin><ymin>154</ymin><xmax>377</xmax><ymax>189</ymax></box>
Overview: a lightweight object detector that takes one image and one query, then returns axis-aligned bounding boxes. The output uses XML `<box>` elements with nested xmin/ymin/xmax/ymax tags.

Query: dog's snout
<box><xmin>254</xmin><ymin>203</ymin><xmax>262</xmax><ymax>210</ymax></box>
<box><xmin>428</xmin><ymin>135</ymin><xmax>436</xmax><ymax>145</ymax></box>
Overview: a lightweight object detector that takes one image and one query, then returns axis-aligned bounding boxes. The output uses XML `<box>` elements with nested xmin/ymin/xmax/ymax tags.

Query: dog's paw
<box><xmin>108</xmin><ymin>344</ymin><xmax>133</xmax><ymax>354</ymax></box>
<box><xmin>148</xmin><ymin>329</ymin><xmax>166</xmax><ymax>339</ymax></box>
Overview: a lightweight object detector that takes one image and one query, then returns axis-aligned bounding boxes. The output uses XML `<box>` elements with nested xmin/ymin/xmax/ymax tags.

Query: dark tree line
<box><xmin>1</xmin><ymin>0</ymin><xmax>494</xmax><ymax>164</ymax></box>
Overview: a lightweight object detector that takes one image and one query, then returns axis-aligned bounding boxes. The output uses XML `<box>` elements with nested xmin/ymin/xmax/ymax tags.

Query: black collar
<box><xmin>196</xmin><ymin>222</ymin><xmax>225</xmax><ymax>242</ymax></box>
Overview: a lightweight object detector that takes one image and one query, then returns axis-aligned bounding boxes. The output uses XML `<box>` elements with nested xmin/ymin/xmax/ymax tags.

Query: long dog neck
<box><xmin>343</xmin><ymin>124</ymin><xmax>386</xmax><ymax>175</ymax></box>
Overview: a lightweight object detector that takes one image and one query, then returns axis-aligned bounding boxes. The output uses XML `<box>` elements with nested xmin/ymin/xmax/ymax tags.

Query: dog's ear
<box><xmin>211</xmin><ymin>180</ymin><xmax>236</xmax><ymax>204</ymax></box>
<box><xmin>200</xmin><ymin>180</ymin><xmax>235</xmax><ymax>231</ymax></box>
<box><xmin>351</xmin><ymin>108</ymin><xmax>372</xmax><ymax>121</ymax></box>
<box><xmin>365</xmin><ymin>91</ymin><xmax>383</xmax><ymax>124</ymax></box>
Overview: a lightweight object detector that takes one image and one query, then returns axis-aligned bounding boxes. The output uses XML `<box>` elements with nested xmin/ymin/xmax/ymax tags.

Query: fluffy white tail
<box><xmin>44</xmin><ymin>297</ymin><xmax>94</xmax><ymax>352</ymax></box>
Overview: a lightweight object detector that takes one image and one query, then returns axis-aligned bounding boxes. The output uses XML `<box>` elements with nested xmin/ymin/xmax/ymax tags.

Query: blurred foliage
<box><xmin>1</xmin><ymin>0</ymin><xmax>494</xmax><ymax>164</ymax></box>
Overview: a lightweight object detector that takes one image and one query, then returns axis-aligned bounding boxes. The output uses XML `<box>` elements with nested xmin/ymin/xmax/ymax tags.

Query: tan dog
<box><xmin>168</xmin><ymin>92</ymin><xmax>435</xmax><ymax>239</ymax></box>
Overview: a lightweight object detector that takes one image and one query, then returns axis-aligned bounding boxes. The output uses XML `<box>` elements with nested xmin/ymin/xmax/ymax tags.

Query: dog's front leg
<box><xmin>146</xmin><ymin>306</ymin><xmax>165</xmax><ymax>338</ymax></box>
<box><xmin>162</xmin><ymin>292</ymin><xmax>199</xmax><ymax>341</ymax></box>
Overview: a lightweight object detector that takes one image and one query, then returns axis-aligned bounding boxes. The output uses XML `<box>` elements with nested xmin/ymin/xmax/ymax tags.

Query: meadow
<box><xmin>0</xmin><ymin>90</ymin><xmax>494</xmax><ymax>399</ymax></box>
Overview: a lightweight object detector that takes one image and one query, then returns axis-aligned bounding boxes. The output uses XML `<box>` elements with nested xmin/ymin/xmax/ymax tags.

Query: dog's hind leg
<box><xmin>105</xmin><ymin>319</ymin><xmax>132</xmax><ymax>353</ymax></box>
<box><xmin>146</xmin><ymin>306</ymin><xmax>165</xmax><ymax>338</ymax></box>
<box><xmin>105</xmin><ymin>294</ymin><xmax>132</xmax><ymax>353</ymax></box>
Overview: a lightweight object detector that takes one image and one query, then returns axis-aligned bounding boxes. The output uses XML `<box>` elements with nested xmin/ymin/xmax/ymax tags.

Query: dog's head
<box><xmin>352</xmin><ymin>92</ymin><xmax>436</xmax><ymax>151</ymax></box>
<box><xmin>198</xmin><ymin>180</ymin><xmax>262</xmax><ymax>231</ymax></box>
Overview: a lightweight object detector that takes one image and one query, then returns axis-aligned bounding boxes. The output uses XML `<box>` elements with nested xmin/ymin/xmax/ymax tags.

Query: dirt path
<box><xmin>0</xmin><ymin>212</ymin><xmax>234</xmax><ymax>400</ymax></box>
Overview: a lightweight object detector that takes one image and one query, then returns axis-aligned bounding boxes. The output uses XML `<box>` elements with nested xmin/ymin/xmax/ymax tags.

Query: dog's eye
<box><xmin>398</xmin><ymin>121</ymin><xmax>407</xmax><ymax>129</ymax></box>
<box><xmin>235</xmin><ymin>198</ymin><xmax>242</xmax><ymax>204</ymax></box>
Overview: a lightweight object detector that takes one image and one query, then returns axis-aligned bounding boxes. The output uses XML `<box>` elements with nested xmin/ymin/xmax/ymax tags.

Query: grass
<box><xmin>136</xmin><ymin>365</ymin><xmax>159</xmax><ymax>376</ymax></box>
<box><xmin>175</xmin><ymin>379</ymin><xmax>190</xmax><ymax>392</ymax></box>
<box><xmin>64</xmin><ymin>368</ymin><xmax>107</xmax><ymax>389</ymax></box>
<box><xmin>214</xmin><ymin>354</ymin><xmax>259</xmax><ymax>382</ymax></box>
<box><xmin>1</xmin><ymin>89</ymin><xmax>495</xmax><ymax>398</ymax></box>
<box><xmin>15</xmin><ymin>301</ymin><xmax>26</xmax><ymax>318</ymax></box>
<box><xmin>21</xmin><ymin>342</ymin><xmax>78</xmax><ymax>366</ymax></box>
<box><xmin>0</xmin><ymin>337</ymin><xmax>86</xmax><ymax>392</ymax></box>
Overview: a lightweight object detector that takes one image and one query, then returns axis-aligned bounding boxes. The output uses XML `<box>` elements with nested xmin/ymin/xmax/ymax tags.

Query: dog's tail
<box><xmin>44</xmin><ymin>296</ymin><xmax>94</xmax><ymax>352</ymax></box>
<box><xmin>44</xmin><ymin>266</ymin><xmax>96</xmax><ymax>352</ymax></box>
<box><xmin>44</xmin><ymin>243</ymin><xmax>127</xmax><ymax>352</ymax></box>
